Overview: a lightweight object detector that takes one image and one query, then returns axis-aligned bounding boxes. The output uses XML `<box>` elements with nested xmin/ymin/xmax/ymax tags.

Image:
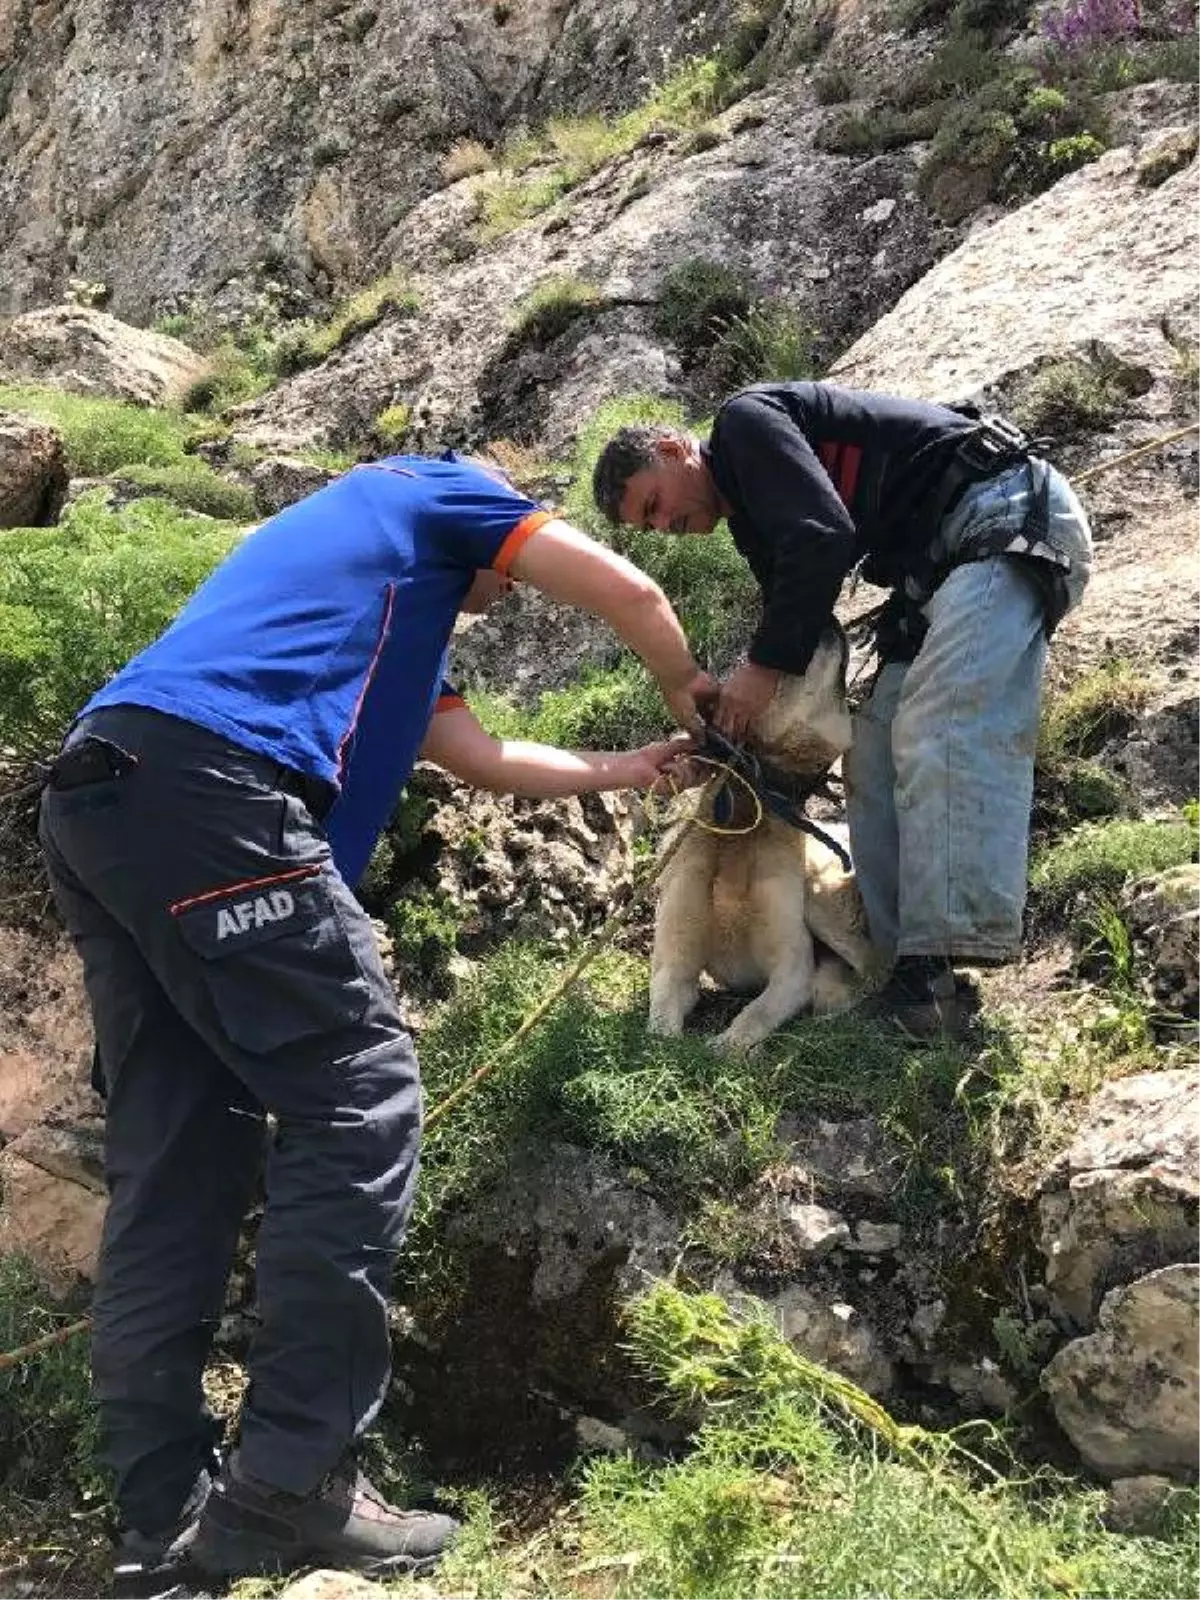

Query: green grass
<box><xmin>1031</xmin><ymin>812</ymin><xmax>1198</xmax><ymax>923</ymax></box>
<box><xmin>511</xmin><ymin>276</ymin><xmax>606</xmax><ymax>347</ymax></box>
<box><xmin>272</xmin><ymin>273</ymin><xmax>420</xmax><ymax>377</ymax></box>
<box><xmin>115</xmin><ymin>460</ymin><xmax>257</xmax><ymax>521</ymax></box>
<box><xmin>0</xmin><ymin>1255</ymin><xmax>103</xmax><ymax>1506</ymax></box>
<box><xmin>0</xmin><ymin>490</ymin><xmax>238</xmax><ymax>755</ymax></box>
<box><xmin>1012</xmin><ymin>356</ymin><xmax>1142</xmax><ymax>438</ymax></box>
<box><xmin>475</xmin><ymin>56</ymin><xmax>726</xmax><ymax>241</ymax></box>
<box><xmin>1038</xmin><ymin>662</ymin><xmax>1151</xmax><ymax>766</ymax></box>
<box><xmin>0</xmin><ymin>383</ymin><xmax>205</xmax><ymax>476</ymax></box>
<box><xmin>471</xmin><ymin>660</ymin><xmax>670</xmax><ymax>749</ymax></box>
<box><xmin>565</xmin><ymin>1285</ymin><xmax>1200</xmax><ymax>1600</ymax></box>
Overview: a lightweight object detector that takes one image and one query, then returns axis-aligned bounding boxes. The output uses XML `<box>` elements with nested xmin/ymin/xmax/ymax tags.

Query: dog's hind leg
<box><xmin>649</xmin><ymin>832</ymin><xmax>716</xmax><ymax>1036</ymax></box>
<box><xmin>713</xmin><ymin>879</ymin><xmax>815</xmax><ymax>1054</ymax></box>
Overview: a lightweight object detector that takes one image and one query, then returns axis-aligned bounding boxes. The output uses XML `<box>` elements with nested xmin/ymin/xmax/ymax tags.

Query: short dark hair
<box><xmin>591</xmin><ymin>423</ymin><xmax>690</xmax><ymax>525</ymax></box>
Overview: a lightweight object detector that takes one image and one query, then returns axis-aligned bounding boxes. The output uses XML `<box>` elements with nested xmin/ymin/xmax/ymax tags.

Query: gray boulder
<box><xmin>0</xmin><ymin>305</ymin><xmax>207</xmax><ymax>406</ymax></box>
<box><xmin>1041</xmin><ymin>1263</ymin><xmax>1199</xmax><ymax>1480</ymax></box>
<box><xmin>0</xmin><ymin>410</ymin><xmax>67</xmax><ymax>526</ymax></box>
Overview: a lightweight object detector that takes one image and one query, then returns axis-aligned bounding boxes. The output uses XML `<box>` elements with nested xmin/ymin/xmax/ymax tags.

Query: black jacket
<box><xmin>704</xmin><ymin>381</ymin><xmax>976</xmax><ymax>674</ymax></box>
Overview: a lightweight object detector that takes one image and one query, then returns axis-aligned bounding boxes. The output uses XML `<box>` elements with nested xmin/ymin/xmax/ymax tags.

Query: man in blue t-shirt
<box><xmin>38</xmin><ymin>453</ymin><xmax>715</xmax><ymax>1587</ymax></box>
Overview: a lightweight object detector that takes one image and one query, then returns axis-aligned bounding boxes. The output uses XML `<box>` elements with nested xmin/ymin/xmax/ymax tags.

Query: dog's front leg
<box><xmin>648</xmin><ymin>832</ymin><xmax>716</xmax><ymax>1036</ymax></box>
<box><xmin>714</xmin><ymin>905</ymin><xmax>816</xmax><ymax>1055</ymax></box>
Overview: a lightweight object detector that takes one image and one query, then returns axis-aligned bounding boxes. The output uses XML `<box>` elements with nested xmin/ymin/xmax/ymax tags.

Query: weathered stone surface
<box><xmin>1040</xmin><ymin>1167</ymin><xmax>1198</xmax><ymax>1329</ymax></box>
<box><xmin>450</xmin><ymin>585</ymin><xmax>622</xmax><ymax>706</ymax></box>
<box><xmin>779</xmin><ymin>1201</ymin><xmax>850</xmax><ymax>1258</ymax></box>
<box><xmin>1038</xmin><ymin>1067</ymin><xmax>1200</xmax><ymax>1328</ymax></box>
<box><xmin>848</xmin><ymin>1220</ymin><xmax>903</xmax><ymax>1254</ymax></box>
<box><xmin>1041</xmin><ymin>1264</ymin><xmax>1199</xmax><ymax>1480</ymax></box>
<box><xmin>1103</xmin><ymin>1474</ymin><xmax>1182</xmax><ymax>1535</ymax></box>
<box><xmin>1048</xmin><ymin>1067</ymin><xmax>1199</xmax><ymax>1183</ymax></box>
<box><xmin>832</xmin><ymin>145</ymin><xmax>1199</xmax><ymax>407</ymax></box>
<box><xmin>767</xmin><ymin>1284</ymin><xmax>895</xmax><ymax>1396</ymax></box>
<box><xmin>776</xmin><ymin>1114</ymin><xmax>905</xmax><ymax>1200</ymax></box>
<box><xmin>1121</xmin><ymin>864</ymin><xmax>1199</xmax><ymax>1032</ymax></box>
<box><xmin>278</xmin><ymin>1571</ymin><xmax>387</xmax><ymax>1600</ymax></box>
<box><xmin>0</xmin><ymin>0</ymin><xmax>743</xmax><ymax>322</ymax></box>
<box><xmin>0</xmin><ymin>1148</ymin><xmax>106</xmax><ymax>1293</ymax></box>
<box><xmin>248</xmin><ymin>454</ymin><xmax>341</xmax><ymax>517</ymax></box>
<box><xmin>394</xmin><ymin>764</ymin><xmax>635</xmax><ymax>957</ymax></box>
<box><xmin>0</xmin><ymin>305</ymin><xmax>207</xmax><ymax>406</ymax></box>
<box><xmin>451</xmin><ymin>1144</ymin><xmax>680</xmax><ymax>1305</ymax></box>
<box><xmin>0</xmin><ymin>926</ymin><xmax>98</xmax><ymax>1142</ymax></box>
<box><xmin>0</xmin><ymin>410</ymin><xmax>67</xmax><ymax>526</ymax></box>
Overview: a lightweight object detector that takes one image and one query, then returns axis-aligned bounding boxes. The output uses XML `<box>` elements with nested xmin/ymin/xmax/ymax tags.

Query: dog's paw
<box><xmin>712</xmin><ymin>1022</ymin><xmax>760</xmax><ymax>1056</ymax></box>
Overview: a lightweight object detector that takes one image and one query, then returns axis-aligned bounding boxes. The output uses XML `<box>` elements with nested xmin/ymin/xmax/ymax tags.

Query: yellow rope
<box><xmin>1073</xmin><ymin>422</ymin><xmax>1198</xmax><ymax>483</ymax></box>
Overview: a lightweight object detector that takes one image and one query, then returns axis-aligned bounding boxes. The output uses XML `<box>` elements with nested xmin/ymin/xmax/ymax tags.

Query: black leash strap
<box><xmin>698</xmin><ymin>726</ymin><xmax>852</xmax><ymax>871</ymax></box>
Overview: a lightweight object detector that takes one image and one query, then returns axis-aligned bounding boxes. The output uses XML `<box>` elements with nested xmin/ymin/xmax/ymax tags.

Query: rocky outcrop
<box><xmin>1122</xmin><ymin>864</ymin><xmax>1199</xmax><ymax>1035</ymax></box>
<box><xmin>247</xmin><ymin>453</ymin><xmax>340</xmax><ymax>516</ymax></box>
<box><xmin>832</xmin><ymin>141</ymin><xmax>1199</xmax><ymax>408</ymax></box>
<box><xmin>234</xmin><ymin>82</ymin><xmax>945</xmax><ymax>455</ymax></box>
<box><xmin>0</xmin><ymin>0</ymin><xmax>741</xmax><ymax>322</ymax></box>
<box><xmin>1041</xmin><ymin>1264</ymin><xmax>1199</xmax><ymax>1479</ymax></box>
<box><xmin>0</xmin><ymin>305</ymin><xmax>207</xmax><ymax>405</ymax></box>
<box><xmin>1037</xmin><ymin>1067</ymin><xmax>1199</xmax><ymax>1329</ymax></box>
<box><xmin>0</xmin><ymin>409</ymin><xmax>67</xmax><ymax>525</ymax></box>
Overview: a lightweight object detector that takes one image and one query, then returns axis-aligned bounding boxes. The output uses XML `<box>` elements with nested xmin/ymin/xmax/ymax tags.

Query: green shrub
<box><xmin>387</xmin><ymin>888</ymin><xmax>463</xmax><ymax>990</ymax></box>
<box><xmin>812</xmin><ymin>62</ymin><xmax>857</xmax><ymax>102</ymax></box>
<box><xmin>653</xmin><ymin>258</ymin><xmax>753</xmax><ymax>366</ymax></box>
<box><xmin>273</xmin><ymin>273</ymin><xmax>420</xmax><ymax>376</ymax></box>
<box><xmin>1012</xmin><ymin>355</ymin><xmax>1140</xmax><ymax>436</ymax></box>
<box><xmin>712</xmin><ymin>302</ymin><xmax>817</xmax><ymax>388</ymax></box>
<box><xmin>0</xmin><ymin>384</ymin><xmax>202</xmax><ymax>476</ymax></box>
<box><xmin>471</xmin><ymin>660</ymin><xmax>669</xmax><ymax>749</ymax></box>
<box><xmin>0</xmin><ymin>1255</ymin><xmax>103</xmax><ymax>1504</ymax></box>
<box><xmin>373</xmin><ymin>403</ymin><xmax>412</xmax><ymax>451</ymax></box>
<box><xmin>116</xmin><ymin>461</ymin><xmax>257</xmax><ymax>522</ymax></box>
<box><xmin>1038</xmin><ymin>661</ymin><xmax>1151</xmax><ymax>768</ymax></box>
<box><xmin>1044</xmin><ymin>129</ymin><xmax>1105</xmax><ymax>171</ymax></box>
<box><xmin>511</xmin><ymin>276</ymin><xmax>605</xmax><ymax>347</ymax></box>
<box><xmin>1031</xmin><ymin>814</ymin><xmax>1198</xmax><ymax>921</ymax></box>
<box><xmin>0</xmin><ymin>492</ymin><xmax>238</xmax><ymax>754</ymax></box>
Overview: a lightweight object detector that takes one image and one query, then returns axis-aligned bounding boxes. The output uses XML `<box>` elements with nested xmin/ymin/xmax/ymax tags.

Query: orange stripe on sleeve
<box><xmin>493</xmin><ymin>510</ymin><xmax>554</xmax><ymax>576</ymax></box>
<box><xmin>435</xmin><ymin>694</ymin><xmax>466</xmax><ymax>714</ymax></box>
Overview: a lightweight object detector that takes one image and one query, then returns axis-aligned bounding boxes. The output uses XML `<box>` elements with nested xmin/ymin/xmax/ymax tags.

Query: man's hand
<box><xmin>624</xmin><ymin>733</ymin><xmax>696</xmax><ymax>793</ymax></box>
<box><xmin>661</xmin><ymin>668</ymin><xmax>719</xmax><ymax>734</ymax></box>
<box><xmin>714</xmin><ymin>662</ymin><xmax>781</xmax><ymax>740</ymax></box>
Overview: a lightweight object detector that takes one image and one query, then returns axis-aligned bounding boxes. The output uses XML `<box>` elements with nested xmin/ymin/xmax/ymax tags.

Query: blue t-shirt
<box><xmin>85</xmin><ymin>455</ymin><xmax>551</xmax><ymax>883</ymax></box>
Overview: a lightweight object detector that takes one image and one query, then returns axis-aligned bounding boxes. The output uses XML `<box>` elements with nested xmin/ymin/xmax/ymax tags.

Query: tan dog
<box><xmin>649</xmin><ymin>630</ymin><xmax>876</xmax><ymax>1053</ymax></box>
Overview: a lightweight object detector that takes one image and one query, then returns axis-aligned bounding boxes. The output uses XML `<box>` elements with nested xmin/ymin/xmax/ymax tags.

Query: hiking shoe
<box><xmin>111</xmin><ymin>1472</ymin><xmax>212</xmax><ymax>1598</ymax></box>
<box><xmin>191</xmin><ymin>1452</ymin><xmax>459</xmax><ymax>1579</ymax></box>
<box><xmin>858</xmin><ymin>956</ymin><xmax>974</xmax><ymax>1040</ymax></box>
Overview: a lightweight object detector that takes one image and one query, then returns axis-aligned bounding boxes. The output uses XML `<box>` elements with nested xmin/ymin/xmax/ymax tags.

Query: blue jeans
<box><xmin>844</xmin><ymin>461</ymin><xmax>1093</xmax><ymax>964</ymax></box>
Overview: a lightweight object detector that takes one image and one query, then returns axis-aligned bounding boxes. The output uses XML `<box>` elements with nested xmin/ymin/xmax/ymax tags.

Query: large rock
<box><xmin>832</xmin><ymin>143</ymin><xmax>1199</xmax><ymax>406</ymax></box>
<box><xmin>767</xmin><ymin>1283</ymin><xmax>895</xmax><ymax>1396</ymax></box>
<box><xmin>1122</xmin><ymin>864</ymin><xmax>1199</xmax><ymax>1034</ymax></box>
<box><xmin>0</xmin><ymin>305</ymin><xmax>208</xmax><ymax>406</ymax></box>
<box><xmin>0</xmin><ymin>1144</ymin><xmax>106</xmax><ymax>1294</ymax></box>
<box><xmin>234</xmin><ymin>81</ymin><xmax>944</xmax><ymax>456</ymax></box>
<box><xmin>0</xmin><ymin>409</ymin><xmax>67</xmax><ymax>526</ymax></box>
<box><xmin>1038</xmin><ymin>1067</ymin><xmax>1199</xmax><ymax>1328</ymax></box>
<box><xmin>1041</xmin><ymin>1264</ymin><xmax>1199</xmax><ymax>1480</ymax></box>
<box><xmin>0</xmin><ymin>0</ymin><xmax>744</xmax><ymax>322</ymax></box>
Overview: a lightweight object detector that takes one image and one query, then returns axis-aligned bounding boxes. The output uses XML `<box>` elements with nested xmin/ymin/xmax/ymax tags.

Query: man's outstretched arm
<box><xmin>506</xmin><ymin>519</ymin><xmax>716</xmax><ymax>731</ymax></box>
<box><xmin>419</xmin><ymin>704</ymin><xmax>688</xmax><ymax>796</ymax></box>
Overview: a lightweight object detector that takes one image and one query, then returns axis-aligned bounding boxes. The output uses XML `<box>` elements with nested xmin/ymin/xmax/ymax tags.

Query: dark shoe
<box><xmin>191</xmin><ymin>1452</ymin><xmax>458</xmax><ymax>1579</ymax></box>
<box><xmin>111</xmin><ymin>1472</ymin><xmax>212</xmax><ymax>1598</ymax></box>
<box><xmin>859</xmin><ymin>956</ymin><xmax>973</xmax><ymax>1040</ymax></box>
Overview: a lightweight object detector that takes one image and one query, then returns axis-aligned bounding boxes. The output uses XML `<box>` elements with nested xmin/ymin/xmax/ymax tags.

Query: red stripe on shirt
<box><xmin>435</xmin><ymin>694</ymin><xmax>466</xmax><ymax>714</ymax></box>
<box><xmin>336</xmin><ymin>582</ymin><xmax>397</xmax><ymax>781</ymax></box>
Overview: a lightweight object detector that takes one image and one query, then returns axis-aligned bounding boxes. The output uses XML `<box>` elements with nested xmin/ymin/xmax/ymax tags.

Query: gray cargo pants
<box><xmin>37</xmin><ymin>705</ymin><xmax>421</xmax><ymax>1535</ymax></box>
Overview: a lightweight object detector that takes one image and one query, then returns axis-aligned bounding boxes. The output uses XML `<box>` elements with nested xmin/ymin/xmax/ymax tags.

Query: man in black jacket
<box><xmin>593</xmin><ymin>381</ymin><xmax>1093</xmax><ymax>1035</ymax></box>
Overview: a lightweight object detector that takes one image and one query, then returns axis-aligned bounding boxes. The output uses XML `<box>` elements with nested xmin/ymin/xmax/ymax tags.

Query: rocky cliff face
<box><xmin>0</xmin><ymin>0</ymin><xmax>741</xmax><ymax>321</ymax></box>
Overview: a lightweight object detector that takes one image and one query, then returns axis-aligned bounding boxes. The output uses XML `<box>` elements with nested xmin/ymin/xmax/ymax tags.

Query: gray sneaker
<box><xmin>191</xmin><ymin>1453</ymin><xmax>459</xmax><ymax>1579</ymax></box>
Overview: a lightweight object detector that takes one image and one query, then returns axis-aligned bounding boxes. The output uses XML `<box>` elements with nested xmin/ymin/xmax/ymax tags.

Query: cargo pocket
<box><xmin>173</xmin><ymin>868</ymin><xmax>371</xmax><ymax>1053</ymax></box>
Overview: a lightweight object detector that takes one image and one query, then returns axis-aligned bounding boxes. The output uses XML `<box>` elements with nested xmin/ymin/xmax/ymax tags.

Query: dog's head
<box><xmin>750</xmin><ymin>624</ymin><xmax>851</xmax><ymax>778</ymax></box>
